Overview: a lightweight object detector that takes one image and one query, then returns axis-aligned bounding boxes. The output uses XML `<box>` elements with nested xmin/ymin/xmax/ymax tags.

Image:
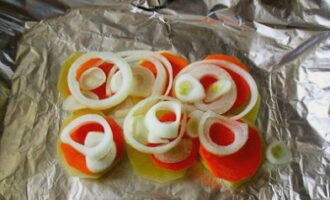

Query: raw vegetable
<box><xmin>266</xmin><ymin>141</ymin><xmax>292</xmax><ymax>164</ymax></box>
<box><xmin>59</xmin><ymin>112</ymin><xmax>124</xmax><ymax>176</ymax></box>
<box><xmin>67</xmin><ymin>52</ymin><xmax>133</xmax><ymax>109</ymax></box>
<box><xmin>198</xmin><ymin>111</ymin><xmax>248</xmax><ymax>156</ymax></box>
<box><xmin>175</xmin><ymin>74</ymin><xmax>205</xmax><ymax>103</ymax></box>
<box><xmin>200</xmin><ymin>122</ymin><xmax>264</xmax><ymax>183</ymax></box>
<box><xmin>124</xmin><ymin>96</ymin><xmax>187</xmax><ymax>154</ymax></box>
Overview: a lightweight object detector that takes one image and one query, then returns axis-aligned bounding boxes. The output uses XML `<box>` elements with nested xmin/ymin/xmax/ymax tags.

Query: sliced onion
<box><xmin>186</xmin><ymin>110</ymin><xmax>204</xmax><ymax>138</ymax></box>
<box><xmin>124</xmin><ymin>96</ymin><xmax>187</xmax><ymax>154</ymax></box>
<box><xmin>175</xmin><ymin>74</ymin><xmax>205</xmax><ymax>103</ymax></box>
<box><xmin>109</xmin><ymin>70</ymin><xmax>121</xmax><ymax>93</ymax></box>
<box><xmin>109</xmin><ymin>66</ymin><xmax>155</xmax><ymax>97</ymax></box>
<box><xmin>60</xmin><ymin>114</ymin><xmax>113</xmax><ymax>159</ymax></box>
<box><xmin>144</xmin><ymin>101</ymin><xmax>182</xmax><ymax>143</ymax></box>
<box><xmin>153</xmin><ymin>138</ymin><xmax>193</xmax><ymax>163</ymax></box>
<box><xmin>204</xmin><ymin>79</ymin><xmax>232</xmax><ymax>103</ymax></box>
<box><xmin>198</xmin><ymin>111</ymin><xmax>248</xmax><ymax>156</ymax></box>
<box><xmin>188</xmin><ymin>60</ymin><xmax>258</xmax><ymax>120</ymax></box>
<box><xmin>121</xmin><ymin>52</ymin><xmax>172</xmax><ymax>96</ymax></box>
<box><xmin>67</xmin><ymin>52</ymin><xmax>133</xmax><ymax>109</ymax></box>
<box><xmin>130</xmin><ymin>66</ymin><xmax>156</xmax><ymax>97</ymax></box>
<box><xmin>105</xmin><ymin>65</ymin><xmax>119</xmax><ymax>96</ymax></box>
<box><xmin>79</xmin><ymin>67</ymin><xmax>106</xmax><ymax>90</ymax></box>
<box><xmin>85</xmin><ymin>132</ymin><xmax>117</xmax><ymax>173</ymax></box>
<box><xmin>62</xmin><ymin>91</ymin><xmax>99</xmax><ymax>111</ymax></box>
<box><xmin>174</xmin><ymin>64</ymin><xmax>237</xmax><ymax>114</ymax></box>
<box><xmin>266</xmin><ymin>141</ymin><xmax>292</xmax><ymax>164</ymax></box>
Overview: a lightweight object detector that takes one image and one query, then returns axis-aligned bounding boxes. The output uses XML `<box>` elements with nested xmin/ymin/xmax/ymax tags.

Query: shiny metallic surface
<box><xmin>0</xmin><ymin>1</ymin><xmax>330</xmax><ymax>200</ymax></box>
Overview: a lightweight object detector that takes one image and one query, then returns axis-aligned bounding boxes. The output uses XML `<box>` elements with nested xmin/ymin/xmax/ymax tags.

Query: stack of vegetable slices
<box><xmin>57</xmin><ymin>50</ymin><xmax>281</xmax><ymax>187</ymax></box>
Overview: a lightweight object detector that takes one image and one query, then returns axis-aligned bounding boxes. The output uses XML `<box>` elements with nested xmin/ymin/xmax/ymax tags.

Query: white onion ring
<box><xmin>60</xmin><ymin>114</ymin><xmax>114</xmax><ymax>159</ymax></box>
<box><xmin>174</xmin><ymin>64</ymin><xmax>237</xmax><ymax>114</ymax></box>
<box><xmin>198</xmin><ymin>111</ymin><xmax>248</xmax><ymax>156</ymax></box>
<box><xmin>188</xmin><ymin>60</ymin><xmax>258</xmax><ymax>120</ymax></box>
<box><xmin>266</xmin><ymin>141</ymin><xmax>292</xmax><ymax>164</ymax></box>
<box><xmin>79</xmin><ymin>67</ymin><xmax>106</xmax><ymax>90</ymax></box>
<box><xmin>175</xmin><ymin>74</ymin><xmax>205</xmax><ymax>103</ymax></box>
<box><xmin>144</xmin><ymin>101</ymin><xmax>181</xmax><ymax>143</ymax></box>
<box><xmin>124</xmin><ymin>96</ymin><xmax>187</xmax><ymax>154</ymax></box>
<box><xmin>67</xmin><ymin>52</ymin><xmax>133</xmax><ymax>109</ymax></box>
<box><xmin>120</xmin><ymin>52</ymin><xmax>173</xmax><ymax>96</ymax></box>
<box><xmin>84</xmin><ymin>132</ymin><xmax>117</xmax><ymax>173</ymax></box>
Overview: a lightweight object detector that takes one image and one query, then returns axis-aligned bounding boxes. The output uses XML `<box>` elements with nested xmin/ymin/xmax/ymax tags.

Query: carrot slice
<box><xmin>204</xmin><ymin>55</ymin><xmax>251</xmax><ymax>110</ymax></box>
<box><xmin>199</xmin><ymin>124</ymin><xmax>264</xmax><ymax>183</ymax></box>
<box><xmin>61</xmin><ymin>116</ymin><xmax>123</xmax><ymax>174</ymax></box>
<box><xmin>151</xmin><ymin>137</ymin><xmax>199</xmax><ymax>171</ymax></box>
<box><xmin>76</xmin><ymin>58</ymin><xmax>103</xmax><ymax>80</ymax></box>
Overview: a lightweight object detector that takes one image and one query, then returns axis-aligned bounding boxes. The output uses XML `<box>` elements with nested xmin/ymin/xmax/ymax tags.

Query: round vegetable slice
<box><xmin>187</xmin><ymin>60</ymin><xmax>258</xmax><ymax>120</ymax></box>
<box><xmin>198</xmin><ymin>111</ymin><xmax>248</xmax><ymax>156</ymax></box>
<box><xmin>144</xmin><ymin>101</ymin><xmax>181</xmax><ymax>143</ymax></box>
<box><xmin>204</xmin><ymin>55</ymin><xmax>251</xmax><ymax>111</ymax></box>
<box><xmin>174</xmin><ymin>64</ymin><xmax>237</xmax><ymax>115</ymax></box>
<box><xmin>124</xmin><ymin>96</ymin><xmax>187</xmax><ymax>154</ymax></box>
<box><xmin>151</xmin><ymin>137</ymin><xmax>199</xmax><ymax>171</ymax></box>
<box><xmin>199</xmin><ymin>123</ymin><xmax>264</xmax><ymax>183</ymax></box>
<box><xmin>59</xmin><ymin>112</ymin><xmax>124</xmax><ymax>176</ymax></box>
<box><xmin>266</xmin><ymin>141</ymin><xmax>292</xmax><ymax>164</ymax></box>
<box><xmin>60</xmin><ymin>114</ymin><xmax>114</xmax><ymax>159</ymax></box>
<box><xmin>67</xmin><ymin>52</ymin><xmax>133</xmax><ymax>109</ymax></box>
<box><xmin>175</xmin><ymin>74</ymin><xmax>205</xmax><ymax>103</ymax></box>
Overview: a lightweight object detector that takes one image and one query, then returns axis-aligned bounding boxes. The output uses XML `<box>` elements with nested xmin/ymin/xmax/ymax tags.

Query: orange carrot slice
<box><xmin>204</xmin><ymin>55</ymin><xmax>251</xmax><ymax>110</ymax></box>
<box><xmin>61</xmin><ymin>117</ymin><xmax>123</xmax><ymax>174</ymax></box>
<box><xmin>199</xmin><ymin>123</ymin><xmax>264</xmax><ymax>183</ymax></box>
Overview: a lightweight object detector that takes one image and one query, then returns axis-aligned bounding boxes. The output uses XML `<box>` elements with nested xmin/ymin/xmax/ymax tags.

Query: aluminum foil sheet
<box><xmin>1</xmin><ymin>2</ymin><xmax>330</xmax><ymax>200</ymax></box>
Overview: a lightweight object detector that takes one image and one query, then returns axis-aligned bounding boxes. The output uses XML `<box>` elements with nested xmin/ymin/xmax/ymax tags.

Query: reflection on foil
<box><xmin>0</xmin><ymin>1</ymin><xmax>329</xmax><ymax>200</ymax></box>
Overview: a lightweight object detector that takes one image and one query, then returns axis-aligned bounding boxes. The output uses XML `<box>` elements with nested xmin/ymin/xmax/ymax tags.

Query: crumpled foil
<box><xmin>1</xmin><ymin>1</ymin><xmax>330</xmax><ymax>200</ymax></box>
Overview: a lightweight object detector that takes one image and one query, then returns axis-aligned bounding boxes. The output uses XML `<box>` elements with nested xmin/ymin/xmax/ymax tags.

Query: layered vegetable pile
<box><xmin>57</xmin><ymin>50</ymin><xmax>290</xmax><ymax>186</ymax></box>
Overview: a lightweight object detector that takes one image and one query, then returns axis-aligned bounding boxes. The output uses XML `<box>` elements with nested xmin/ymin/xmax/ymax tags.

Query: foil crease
<box><xmin>0</xmin><ymin>2</ymin><xmax>330</xmax><ymax>200</ymax></box>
